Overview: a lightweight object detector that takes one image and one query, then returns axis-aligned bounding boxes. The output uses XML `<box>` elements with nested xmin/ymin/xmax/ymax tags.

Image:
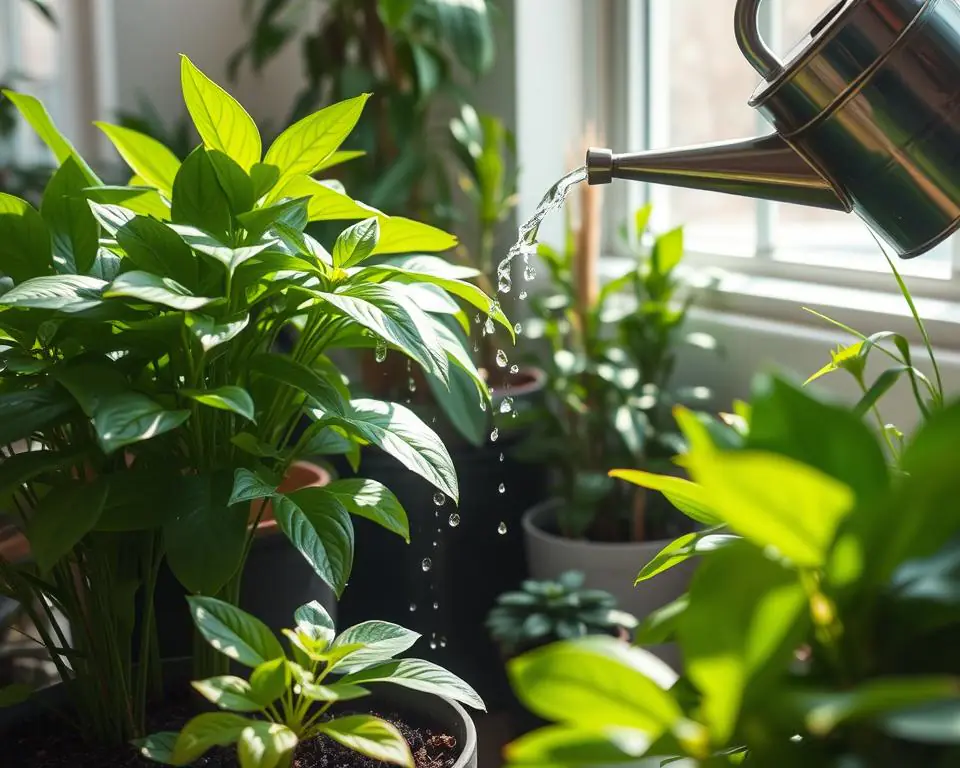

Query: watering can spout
<box><xmin>586</xmin><ymin>133</ymin><xmax>848</xmax><ymax>212</ymax></box>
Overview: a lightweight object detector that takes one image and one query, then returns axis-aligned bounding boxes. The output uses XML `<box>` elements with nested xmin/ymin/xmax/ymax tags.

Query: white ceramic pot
<box><xmin>522</xmin><ymin>498</ymin><xmax>695</xmax><ymax>670</ymax></box>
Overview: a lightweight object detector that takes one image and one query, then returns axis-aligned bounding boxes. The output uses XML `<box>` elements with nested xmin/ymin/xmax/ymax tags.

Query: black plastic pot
<box><xmin>334</xmin><ymin>368</ymin><xmax>551</xmax><ymax>711</ymax></box>
<box><xmin>2</xmin><ymin>659</ymin><xmax>478</xmax><ymax>768</ymax></box>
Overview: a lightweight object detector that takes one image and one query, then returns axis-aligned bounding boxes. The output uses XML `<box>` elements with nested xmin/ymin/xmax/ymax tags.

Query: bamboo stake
<box><xmin>575</xmin><ymin>124</ymin><xmax>602</xmax><ymax>330</ymax></box>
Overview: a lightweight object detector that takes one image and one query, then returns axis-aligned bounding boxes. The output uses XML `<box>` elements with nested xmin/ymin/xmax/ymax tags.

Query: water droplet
<box><xmin>519</xmin><ymin>290</ymin><xmax>528</xmax><ymax>300</ymax></box>
<box><xmin>484</xmin><ymin>317</ymin><xmax>495</xmax><ymax>336</ymax></box>
<box><xmin>433</xmin><ymin>601</ymin><xmax>439</xmax><ymax>610</ymax></box>
<box><xmin>429</xmin><ymin>637</ymin><xmax>438</xmax><ymax>650</ymax></box>
<box><xmin>474</xmin><ymin>313</ymin><xmax>481</xmax><ymax>324</ymax></box>
<box><xmin>433</xmin><ymin>492</ymin><xmax>446</xmax><ymax>507</ymax></box>
<box><xmin>514</xmin><ymin>322</ymin><xmax>523</xmax><ymax>334</ymax></box>
<box><xmin>498</xmin><ymin>273</ymin><xmax>512</xmax><ymax>294</ymax></box>
<box><xmin>500</xmin><ymin>397</ymin><xmax>513</xmax><ymax>414</ymax></box>
<box><xmin>409</xmin><ymin>603</ymin><xmax>417</xmax><ymax>612</ymax></box>
<box><xmin>433</xmin><ymin>540</ymin><xmax>438</xmax><ymax>547</ymax></box>
<box><xmin>421</xmin><ymin>558</ymin><xmax>432</xmax><ymax>572</ymax></box>
<box><xmin>510</xmin><ymin>364</ymin><xmax>519</xmax><ymax>375</ymax></box>
<box><xmin>473</xmin><ymin>340</ymin><xmax>479</xmax><ymax>353</ymax></box>
<box><xmin>498</xmin><ymin>521</ymin><xmax>508</xmax><ymax>535</ymax></box>
<box><xmin>448</xmin><ymin>513</ymin><xmax>460</xmax><ymax>527</ymax></box>
<box><xmin>490</xmin><ymin>428</ymin><xmax>499</xmax><ymax>442</ymax></box>
<box><xmin>375</xmin><ymin>339</ymin><xmax>387</xmax><ymax>363</ymax></box>
<box><xmin>479</xmin><ymin>398</ymin><xmax>487</xmax><ymax>412</ymax></box>
<box><xmin>523</xmin><ymin>264</ymin><xmax>537</xmax><ymax>281</ymax></box>
<box><xmin>408</xmin><ymin>377</ymin><xmax>417</xmax><ymax>393</ymax></box>
<box><xmin>498</xmin><ymin>482</ymin><xmax>506</xmax><ymax>494</ymax></box>
<box><xmin>495</xmin><ymin>349</ymin><xmax>509</xmax><ymax>368</ymax></box>
<box><xmin>439</xmin><ymin>636</ymin><xmax>448</xmax><ymax>648</ymax></box>
<box><xmin>499</xmin><ymin>452</ymin><xmax>504</xmax><ymax>462</ymax></box>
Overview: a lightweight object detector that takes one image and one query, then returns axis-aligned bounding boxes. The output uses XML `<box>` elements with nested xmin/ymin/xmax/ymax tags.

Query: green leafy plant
<box><xmin>517</xmin><ymin>204</ymin><xmax>717</xmax><ymax>540</ymax></box>
<box><xmin>486</xmin><ymin>571</ymin><xmax>637</xmax><ymax>658</ymax></box>
<box><xmin>138</xmin><ymin>597</ymin><xmax>483</xmax><ymax>767</ymax></box>
<box><xmin>0</xmin><ymin>54</ymin><xmax>506</xmax><ymax>745</ymax></box>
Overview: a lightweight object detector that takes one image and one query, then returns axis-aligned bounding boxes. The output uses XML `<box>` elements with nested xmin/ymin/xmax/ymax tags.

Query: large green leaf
<box><xmin>318</xmin><ymin>715</ymin><xmax>412</xmax><ymax>767</ymax></box>
<box><xmin>41</xmin><ymin>156</ymin><xmax>99</xmax><ymax>275</ymax></box>
<box><xmin>28</xmin><ymin>481</ymin><xmax>108</xmax><ymax>571</ymax></box>
<box><xmin>192</xmin><ymin>676</ymin><xmax>262</xmax><ymax>712</ymax></box>
<box><xmin>323</xmin><ymin>478</ymin><xmax>409</xmax><ymax>542</ymax></box>
<box><xmin>95</xmin><ymin>122</ymin><xmax>181</xmax><ymax>196</ymax></box>
<box><xmin>329</xmin><ymin>621</ymin><xmax>420</xmax><ymax>673</ymax></box>
<box><xmin>264</xmin><ymin>94</ymin><xmax>369</xmax><ymax>195</ymax></box>
<box><xmin>341</xmin><ymin>658</ymin><xmax>485</xmax><ymax>711</ymax></box>
<box><xmin>423</xmin><ymin>0</ymin><xmax>494</xmax><ymax>76</ymax></box>
<box><xmin>1</xmin><ymin>89</ymin><xmax>99</xmax><ymax>183</ymax></box>
<box><xmin>280</xmin><ymin>175</ymin><xmax>380</xmax><ymax>221</ymax></box>
<box><xmin>116</xmin><ymin>215</ymin><xmax>198</xmax><ymax>288</ymax></box>
<box><xmin>187</xmin><ymin>595</ymin><xmax>285</xmax><ymax>667</ymax></box>
<box><xmin>180</xmin><ymin>55</ymin><xmax>261</xmax><ymax>171</ymax></box>
<box><xmin>236</xmin><ymin>197</ymin><xmax>309</xmax><ymax>242</ymax></box>
<box><xmin>208</xmin><ymin>150</ymin><xmax>256</xmax><ymax>215</ymax></box>
<box><xmin>183</xmin><ymin>385</ymin><xmax>256</xmax><ymax>422</ymax></box>
<box><xmin>333</xmin><ymin>217</ymin><xmax>380</xmax><ymax>269</ymax></box>
<box><xmin>318</xmin><ymin>283</ymin><xmax>448</xmax><ymax>384</ymax></box>
<box><xmin>295</xmin><ymin>600</ymin><xmax>336</xmax><ymax>645</ymax></box>
<box><xmin>373</xmin><ymin>216</ymin><xmax>457</xmax><ymax>255</ymax></box>
<box><xmin>171</xmin><ymin>712</ymin><xmax>252</xmax><ymax>764</ymax></box>
<box><xmin>187</xmin><ymin>312</ymin><xmax>250</xmax><ymax>352</ymax></box>
<box><xmin>327</xmin><ymin>399</ymin><xmax>458</xmax><ymax>502</ymax></box>
<box><xmin>249</xmin><ymin>657</ymin><xmax>289</xmax><ymax>706</ymax></box>
<box><xmin>82</xmin><ymin>185</ymin><xmax>170</xmax><ymax>221</ymax></box>
<box><xmin>87</xmin><ymin>201</ymin><xmax>136</xmax><ymax>236</ymax></box>
<box><xmin>0</xmin><ymin>193</ymin><xmax>53</xmax><ymax>283</ymax></box>
<box><xmin>237</xmin><ymin>721</ymin><xmax>299</xmax><ymax>768</ymax></box>
<box><xmin>171</xmin><ymin>147</ymin><xmax>232</xmax><ymax>238</ymax></box>
<box><xmin>0</xmin><ymin>275</ymin><xmax>105</xmax><ymax>313</ymax></box>
<box><xmin>273</xmin><ymin>490</ymin><xmax>354</xmax><ymax>598</ymax></box>
<box><xmin>104</xmin><ymin>271</ymin><xmax>215</xmax><ymax>311</ymax></box>
<box><xmin>508</xmin><ymin>636</ymin><xmax>679</xmax><ymax>733</ymax></box>
<box><xmin>609</xmin><ymin>469</ymin><xmax>721</xmax><ymax>527</ymax></box>
<box><xmin>0</xmin><ymin>385</ymin><xmax>76</xmax><ymax>445</ymax></box>
<box><xmin>678</xmin><ymin>541</ymin><xmax>808</xmax><ymax>744</ymax></box>
<box><xmin>635</xmin><ymin>529</ymin><xmax>737</xmax><ymax>584</ymax></box>
<box><xmin>247</xmin><ymin>353</ymin><xmax>346</xmax><ymax>416</ymax></box>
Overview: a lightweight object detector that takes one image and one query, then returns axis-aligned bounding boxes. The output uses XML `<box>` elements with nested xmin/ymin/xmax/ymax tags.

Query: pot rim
<box><xmin>484</xmin><ymin>365</ymin><xmax>547</xmax><ymax>401</ymax></box>
<box><xmin>521</xmin><ymin>498</ymin><xmax>676</xmax><ymax>552</ymax></box>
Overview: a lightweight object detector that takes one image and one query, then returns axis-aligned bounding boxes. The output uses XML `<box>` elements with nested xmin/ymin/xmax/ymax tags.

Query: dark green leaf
<box><xmin>41</xmin><ymin>157</ymin><xmax>99</xmax><ymax>274</ymax></box>
<box><xmin>208</xmin><ymin>149</ymin><xmax>255</xmax><ymax>214</ymax></box>
<box><xmin>248</xmin><ymin>353</ymin><xmax>346</xmax><ymax>417</ymax></box>
<box><xmin>228</xmin><ymin>467</ymin><xmax>277</xmax><ymax>505</ymax></box>
<box><xmin>187</xmin><ymin>595</ymin><xmax>284</xmax><ymax>668</ymax></box>
<box><xmin>184</xmin><ymin>385</ymin><xmax>256</xmax><ymax>422</ymax></box>
<box><xmin>250</xmin><ymin>162</ymin><xmax>280</xmax><ymax>199</ymax></box>
<box><xmin>0</xmin><ymin>385</ymin><xmax>75</xmax><ymax>445</ymax></box>
<box><xmin>28</xmin><ymin>481</ymin><xmax>108</xmax><ymax>571</ymax></box>
<box><xmin>0</xmin><ymin>193</ymin><xmax>53</xmax><ymax>282</ymax></box>
<box><xmin>0</xmin><ymin>275</ymin><xmax>105</xmax><ymax>313</ymax></box>
<box><xmin>236</xmin><ymin>197</ymin><xmax>309</xmax><ymax>241</ymax></box>
<box><xmin>329</xmin><ymin>621</ymin><xmax>420</xmax><ymax>673</ymax></box>
<box><xmin>116</xmin><ymin>215</ymin><xmax>198</xmax><ymax>288</ymax></box>
<box><xmin>0</xmin><ymin>683</ymin><xmax>31</xmax><ymax>707</ymax></box>
<box><xmin>171</xmin><ymin>147</ymin><xmax>232</xmax><ymax>238</ymax></box>
<box><xmin>132</xmin><ymin>732</ymin><xmax>179</xmax><ymax>763</ymax></box>
<box><xmin>323</xmin><ymin>478</ymin><xmax>409</xmax><ymax>542</ymax></box>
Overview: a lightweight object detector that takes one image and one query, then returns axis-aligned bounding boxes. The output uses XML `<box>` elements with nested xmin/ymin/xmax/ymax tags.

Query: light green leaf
<box><xmin>184</xmin><ymin>385</ymin><xmax>256</xmax><ymax>423</ymax></box>
<box><xmin>295</xmin><ymin>600</ymin><xmax>336</xmax><ymax>645</ymax></box>
<box><xmin>329</xmin><ymin>621</ymin><xmax>421</xmax><ymax>673</ymax></box>
<box><xmin>95</xmin><ymin>122</ymin><xmax>181</xmax><ymax>196</ymax></box>
<box><xmin>318</xmin><ymin>715</ymin><xmax>413</xmax><ymax>767</ymax></box>
<box><xmin>248</xmin><ymin>353</ymin><xmax>347</xmax><ymax>417</ymax></box>
<box><xmin>228</xmin><ymin>467</ymin><xmax>277</xmax><ymax>506</ymax></box>
<box><xmin>508</xmin><ymin>636</ymin><xmax>678</xmax><ymax>733</ymax></box>
<box><xmin>342</xmin><ymin>658</ymin><xmax>485</xmax><ymax>711</ymax></box>
<box><xmin>373</xmin><ymin>216</ymin><xmax>456</xmax><ymax>255</ymax></box>
<box><xmin>609</xmin><ymin>469</ymin><xmax>720</xmax><ymax>527</ymax></box>
<box><xmin>249</xmin><ymin>658</ymin><xmax>289</xmax><ymax>706</ymax></box>
<box><xmin>274</xmin><ymin>490</ymin><xmax>354</xmax><ymax>597</ymax></box>
<box><xmin>323</xmin><ymin>478</ymin><xmax>409</xmax><ymax>542</ymax></box>
<box><xmin>333</xmin><ymin>217</ymin><xmax>380</xmax><ymax>269</ymax></box>
<box><xmin>82</xmin><ymin>185</ymin><xmax>170</xmax><ymax>221</ymax></box>
<box><xmin>104</xmin><ymin>270</ymin><xmax>215</xmax><ymax>311</ymax></box>
<box><xmin>172</xmin><ymin>712</ymin><xmax>252</xmax><ymax>764</ymax></box>
<box><xmin>280</xmin><ymin>175</ymin><xmax>380</xmax><ymax>222</ymax></box>
<box><xmin>0</xmin><ymin>193</ymin><xmax>53</xmax><ymax>282</ymax></box>
<box><xmin>504</xmin><ymin>724</ymin><xmax>655</xmax><ymax>766</ymax></box>
<box><xmin>0</xmin><ymin>274</ymin><xmax>104</xmax><ymax>313</ymax></box>
<box><xmin>133</xmin><ymin>732</ymin><xmax>179</xmax><ymax>763</ymax></box>
<box><xmin>41</xmin><ymin>156</ymin><xmax>99</xmax><ymax>274</ymax></box>
<box><xmin>192</xmin><ymin>676</ymin><xmax>262</xmax><ymax>712</ymax></box>
<box><xmin>187</xmin><ymin>596</ymin><xmax>285</xmax><ymax>668</ymax></box>
<box><xmin>28</xmin><ymin>481</ymin><xmax>108</xmax><ymax>571</ymax></box>
<box><xmin>237</xmin><ymin>722</ymin><xmax>298</xmax><ymax>768</ymax></box>
<box><xmin>326</xmin><ymin>399</ymin><xmax>458</xmax><ymax>502</ymax></box>
<box><xmin>116</xmin><ymin>215</ymin><xmax>198</xmax><ymax>288</ymax></box>
<box><xmin>264</xmin><ymin>94</ymin><xmax>370</xmax><ymax>195</ymax></box>
<box><xmin>651</xmin><ymin>226</ymin><xmax>684</xmax><ymax>275</ymax></box>
<box><xmin>299</xmin><ymin>682</ymin><xmax>370</xmax><ymax>702</ymax></box>
<box><xmin>180</xmin><ymin>55</ymin><xmax>261</xmax><ymax>170</ymax></box>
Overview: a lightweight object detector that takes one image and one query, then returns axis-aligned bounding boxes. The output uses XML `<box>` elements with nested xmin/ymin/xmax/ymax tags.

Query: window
<box><xmin>606</xmin><ymin>0</ymin><xmax>960</xmax><ymax>294</ymax></box>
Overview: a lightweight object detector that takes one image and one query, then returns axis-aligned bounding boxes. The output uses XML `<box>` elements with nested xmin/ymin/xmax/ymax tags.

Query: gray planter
<box><xmin>522</xmin><ymin>498</ymin><xmax>695</xmax><ymax>670</ymax></box>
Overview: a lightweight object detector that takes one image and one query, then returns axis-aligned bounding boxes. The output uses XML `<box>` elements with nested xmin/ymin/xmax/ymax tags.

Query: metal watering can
<box><xmin>586</xmin><ymin>0</ymin><xmax>960</xmax><ymax>258</ymax></box>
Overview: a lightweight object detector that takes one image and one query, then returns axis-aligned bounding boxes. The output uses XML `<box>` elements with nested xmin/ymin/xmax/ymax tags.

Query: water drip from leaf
<box><xmin>409</xmin><ymin>603</ymin><xmax>417</xmax><ymax>612</ymax></box>
<box><xmin>498</xmin><ymin>522</ymin><xmax>508</xmax><ymax>535</ymax></box>
<box><xmin>433</xmin><ymin>492</ymin><xmax>446</xmax><ymax>507</ymax></box>
<box><xmin>421</xmin><ymin>558</ymin><xmax>432</xmax><ymax>572</ymax></box>
<box><xmin>514</xmin><ymin>322</ymin><xmax>523</xmax><ymax>335</ymax></box>
<box><xmin>491</xmin><ymin>427</ymin><xmax>499</xmax><ymax>442</ymax></box>
<box><xmin>375</xmin><ymin>339</ymin><xmax>387</xmax><ymax>363</ymax></box>
<box><xmin>433</xmin><ymin>601</ymin><xmax>439</xmax><ymax>610</ymax></box>
<box><xmin>499</xmin><ymin>452</ymin><xmax>505</xmax><ymax>462</ymax></box>
<box><xmin>408</xmin><ymin>377</ymin><xmax>417</xmax><ymax>393</ymax></box>
<box><xmin>498</xmin><ymin>482</ymin><xmax>506</xmax><ymax>494</ymax></box>
<box><xmin>439</xmin><ymin>636</ymin><xmax>448</xmax><ymax>648</ymax></box>
<box><xmin>448</xmin><ymin>513</ymin><xmax>461</xmax><ymax>527</ymax></box>
<box><xmin>519</xmin><ymin>290</ymin><xmax>528</xmax><ymax>300</ymax></box>
<box><xmin>484</xmin><ymin>317</ymin><xmax>495</xmax><ymax>336</ymax></box>
<box><xmin>496</xmin><ymin>349</ymin><xmax>509</xmax><ymax>368</ymax></box>
<box><xmin>500</xmin><ymin>397</ymin><xmax>514</xmax><ymax>414</ymax></box>
<box><xmin>510</xmin><ymin>364</ymin><xmax>519</xmax><ymax>375</ymax></box>
<box><xmin>523</xmin><ymin>264</ymin><xmax>537</xmax><ymax>281</ymax></box>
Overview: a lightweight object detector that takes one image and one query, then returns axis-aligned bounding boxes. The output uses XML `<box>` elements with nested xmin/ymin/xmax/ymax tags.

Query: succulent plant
<box><xmin>486</xmin><ymin>571</ymin><xmax>637</xmax><ymax>657</ymax></box>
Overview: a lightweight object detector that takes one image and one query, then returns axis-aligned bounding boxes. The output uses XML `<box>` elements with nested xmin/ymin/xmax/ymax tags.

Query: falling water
<box><xmin>448</xmin><ymin>513</ymin><xmax>460</xmax><ymax>527</ymax></box>
<box><xmin>421</xmin><ymin>557</ymin><xmax>432</xmax><ymax>572</ymax></box>
<box><xmin>497</xmin><ymin>522</ymin><xmax>508</xmax><ymax>535</ymax></box>
<box><xmin>433</xmin><ymin>492</ymin><xmax>445</xmax><ymax>507</ymax></box>
<box><xmin>495</xmin><ymin>349</ymin><xmax>509</xmax><ymax>368</ymax></box>
<box><xmin>375</xmin><ymin>338</ymin><xmax>387</xmax><ymax>363</ymax></box>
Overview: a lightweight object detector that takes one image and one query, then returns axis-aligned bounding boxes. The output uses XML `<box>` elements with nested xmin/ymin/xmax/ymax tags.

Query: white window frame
<box><xmin>592</xmin><ymin>0</ymin><xmax>960</xmax><ymax>308</ymax></box>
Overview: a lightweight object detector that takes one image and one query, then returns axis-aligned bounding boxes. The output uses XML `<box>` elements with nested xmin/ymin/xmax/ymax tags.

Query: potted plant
<box><xmin>0</xmin><ymin>54</ymin><xmax>501</xmax><ymax>763</ymax></box>
<box><xmin>502</xmin><ymin>257</ymin><xmax>960</xmax><ymax>767</ymax></box>
<box><xmin>518</xmin><ymin>201</ymin><xmax>718</xmax><ymax>630</ymax></box>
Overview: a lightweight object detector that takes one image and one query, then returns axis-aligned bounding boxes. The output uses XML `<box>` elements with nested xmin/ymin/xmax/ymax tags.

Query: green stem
<box><xmin>134</xmin><ymin>533</ymin><xmax>163</xmax><ymax>734</ymax></box>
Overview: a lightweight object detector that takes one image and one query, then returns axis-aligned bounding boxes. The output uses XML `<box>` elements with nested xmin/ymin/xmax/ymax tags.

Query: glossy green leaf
<box><xmin>192</xmin><ymin>676</ymin><xmax>262</xmax><ymax>712</ymax></box>
<box><xmin>274</xmin><ymin>490</ymin><xmax>354</xmax><ymax>597</ymax></box>
<box><xmin>28</xmin><ymin>481</ymin><xmax>108</xmax><ymax>571</ymax></box>
<box><xmin>171</xmin><ymin>147</ymin><xmax>232</xmax><ymax>238</ymax></box>
<box><xmin>237</xmin><ymin>721</ymin><xmax>298</xmax><ymax>768</ymax></box>
<box><xmin>373</xmin><ymin>216</ymin><xmax>457</xmax><ymax>255</ymax></box>
<box><xmin>610</xmin><ymin>469</ymin><xmax>719</xmax><ymax>527</ymax></box>
<box><xmin>0</xmin><ymin>274</ymin><xmax>105</xmax><ymax>313</ymax></box>
<box><xmin>281</xmin><ymin>175</ymin><xmax>380</xmax><ymax>222</ymax></box>
<box><xmin>81</xmin><ymin>185</ymin><xmax>170</xmax><ymax>221</ymax></box>
<box><xmin>264</xmin><ymin>94</ymin><xmax>369</xmax><ymax>195</ymax></box>
<box><xmin>342</xmin><ymin>658</ymin><xmax>485</xmax><ymax>711</ymax></box>
<box><xmin>172</xmin><ymin>712</ymin><xmax>252</xmax><ymax>764</ymax></box>
<box><xmin>87</xmin><ymin>201</ymin><xmax>136</xmax><ymax>236</ymax></box>
<box><xmin>508</xmin><ymin>636</ymin><xmax>679</xmax><ymax>732</ymax></box>
<box><xmin>250</xmin><ymin>162</ymin><xmax>280</xmax><ymax>199</ymax></box>
<box><xmin>172</xmin><ymin>224</ymin><xmax>274</xmax><ymax>277</ymax></box>
<box><xmin>333</xmin><ymin>217</ymin><xmax>380</xmax><ymax>269</ymax></box>
<box><xmin>318</xmin><ymin>715</ymin><xmax>412</xmax><ymax>767</ymax></box>
<box><xmin>423</xmin><ymin>0</ymin><xmax>494</xmax><ymax>76</ymax></box>
<box><xmin>188</xmin><ymin>596</ymin><xmax>285</xmax><ymax>668</ymax></box>
<box><xmin>323</xmin><ymin>478</ymin><xmax>409</xmax><ymax>542</ymax></box>
<box><xmin>116</xmin><ymin>215</ymin><xmax>198</xmax><ymax>288</ymax></box>
<box><xmin>95</xmin><ymin>122</ymin><xmax>181</xmax><ymax>196</ymax></box>
<box><xmin>187</xmin><ymin>313</ymin><xmax>250</xmax><ymax>352</ymax></box>
<box><xmin>184</xmin><ymin>385</ymin><xmax>256</xmax><ymax>422</ymax></box>
<box><xmin>208</xmin><ymin>149</ymin><xmax>256</xmax><ymax>214</ymax></box>
<box><xmin>504</xmin><ymin>723</ymin><xmax>655</xmax><ymax>766</ymax></box>
<box><xmin>180</xmin><ymin>55</ymin><xmax>261</xmax><ymax>170</ymax></box>
<box><xmin>105</xmin><ymin>271</ymin><xmax>215</xmax><ymax>311</ymax></box>
<box><xmin>299</xmin><ymin>682</ymin><xmax>370</xmax><ymax>702</ymax></box>
<box><xmin>41</xmin><ymin>156</ymin><xmax>99</xmax><ymax>275</ymax></box>
<box><xmin>295</xmin><ymin>600</ymin><xmax>336</xmax><ymax>645</ymax></box>
<box><xmin>0</xmin><ymin>193</ymin><xmax>53</xmax><ymax>282</ymax></box>
<box><xmin>236</xmin><ymin>197</ymin><xmax>309</xmax><ymax>241</ymax></box>
<box><xmin>248</xmin><ymin>353</ymin><xmax>346</xmax><ymax>417</ymax></box>
<box><xmin>329</xmin><ymin>621</ymin><xmax>420</xmax><ymax>673</ymax></box>
<box><xmin>249</xmin><ymin>657</ymin><xmax>289</xmax><ymax>706</ymax></box>
<box><xmin>228</xmin><ymin>467</ymin><xmax>277</xmax><ymax>506</ymax></box>
<box><xmin>133</xmin><ymin>732</ymin><xmax>178</xmax><ymax>764</ymax></box>
<box><xmin>327</xmin><ymin>399</ymin><xmax>458</xmax><ymax>502</ymax></box>
<box><xmin>0</xmin><ymin>386</ymin><xmax>75</xmax><ymax>445</ymax></box>
<box><xmin>636</xmin><ymin>529</ymin><xmax>737</xmax><ymax>583</ymax></box>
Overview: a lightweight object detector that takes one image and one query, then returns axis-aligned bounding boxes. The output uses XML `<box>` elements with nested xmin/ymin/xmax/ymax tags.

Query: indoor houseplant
<box><xmin>503</xmin><ymin>255</ymin><xmax>960</xmax><ymax>767</ymax></box>
<box><xmin>518</xmin><ymin>202</ymin><xmax>718</xmax><ymax>625</ymax></box>
<box><xmin>0</xmin><ymin>54</ymin><xmax>502</xmax><ymax>763</ymax></box>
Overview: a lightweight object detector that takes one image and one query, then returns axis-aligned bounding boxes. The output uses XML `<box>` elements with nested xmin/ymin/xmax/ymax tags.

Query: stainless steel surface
<box><xmin>588</xmin><ymin>0</ymin><xmax>960</xmax><ymax>259</ymax></box>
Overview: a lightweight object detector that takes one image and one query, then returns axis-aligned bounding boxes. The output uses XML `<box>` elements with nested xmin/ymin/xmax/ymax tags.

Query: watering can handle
<box><xmin>734</xmin><ymin>0</ymin><xmax>782</xmax><ymax>79</ymax></box>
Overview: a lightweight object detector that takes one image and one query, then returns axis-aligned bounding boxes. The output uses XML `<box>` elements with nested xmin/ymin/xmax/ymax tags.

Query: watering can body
<box><xmin>587</xmin><ymin>0</ymin><xmax>960</xmax><ymax>258</ymax></box>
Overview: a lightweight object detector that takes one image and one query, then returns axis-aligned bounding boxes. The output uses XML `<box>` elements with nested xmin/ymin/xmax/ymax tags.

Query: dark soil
<box><xmin>6</xmin><ymin>699</ymin><xmax>460</xmax><ymax>768</ymax></box>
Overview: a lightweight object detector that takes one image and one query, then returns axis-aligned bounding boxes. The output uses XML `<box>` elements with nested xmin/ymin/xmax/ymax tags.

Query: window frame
<box><xmin>593</xmin><ymin>0</ymin><xmax>960</xmax><ymax>304</ymax></box>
